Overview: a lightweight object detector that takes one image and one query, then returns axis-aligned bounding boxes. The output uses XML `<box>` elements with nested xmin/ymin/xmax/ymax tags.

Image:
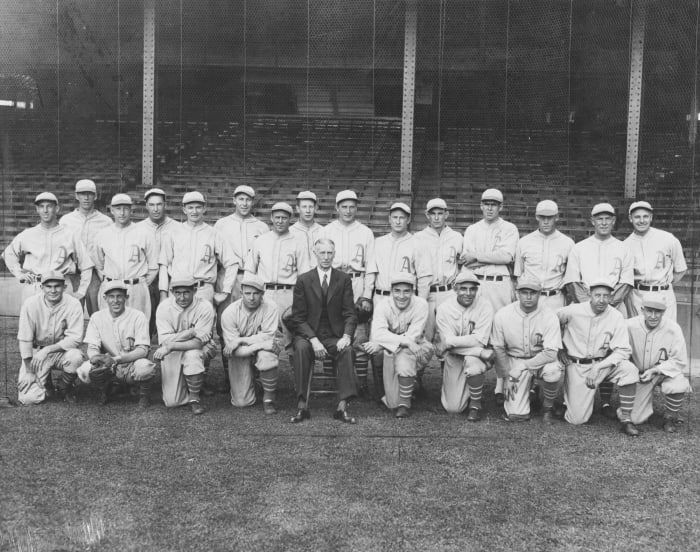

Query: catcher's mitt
<box><xmin>355</xmin><ymin>297</ymin><xmax>373</xmax><ymax>324</ymax></box>
<box><xmin>89</xmin><ymin>354</ymin><xmax>117</xmax><ymax>383</ymax></box>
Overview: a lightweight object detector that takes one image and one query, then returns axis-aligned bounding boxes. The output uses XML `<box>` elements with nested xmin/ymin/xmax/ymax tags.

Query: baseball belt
<box><xmin>429</xmin><ymin>284</ymin><xmax>453</xmax><ymax>293</ymax></box>
<box><xmin>346</xmin><ymin>271</ymin><xmax>364</xmax><ymax>278</ymax></box>
<box><xmin>194</xmin><ymin>280</ymin><xmax>211</xmax><ymax>288</ymax></box>
<box><xmin>265</xmin><ymin>283</ymin><xmax>294</xmax><ymax>290</ymax></box>
<box><xmin>634</xmin><ymin>283</ymin><xmax>669</xmax><ymax>291</ymax></box>
<box><xmin>105</xmin><ymin>276</ymin><xmax>141</xmax><ymax>284</ymax></box>
<box><xmin>540</xmin><ymin>289</ymin><xmax>559</xmax><ymax>296</ymax></box>
<box><xmin>569</xmin><ymin>356</ymin><xmax>607</xmax><ymax>365</ymax></box>
<box><xmin>374</xmin><ymin>289</ymin><xmax>391</xmax><ymax>296</ymax></box>
<box><xmin>475</xmin><ymin>274</ymin><xmax>505</xmax><ymax>282</ymax></box>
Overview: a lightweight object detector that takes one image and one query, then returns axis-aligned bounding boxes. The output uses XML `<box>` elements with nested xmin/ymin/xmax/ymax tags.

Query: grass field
<box><xmin>1</xmin><ymin>315</ymin><xmax>698</xmax><ymax>552</ymax></box>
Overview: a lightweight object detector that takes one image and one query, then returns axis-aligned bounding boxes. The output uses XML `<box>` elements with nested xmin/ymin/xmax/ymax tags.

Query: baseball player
<box><xmin>154</xmin><ymin>279</ymin><xmax>217</xmax><ymax>415</ymax></box>
<box><xmin>77</xmin><ymin>280</ymin><xmax>157</xmax><ymax>407</ymax></box>
<box><xmin>460</xmin><ymin>188</ymin><xmax>519</xmax><ymax>404</ymax></box>
<box><xmin>60</xmin><ymin>179</ymin><xmax>112</xmax><ymax>314</ymax></box>
<box><xmin>563</xmin><ymin>202</ymin><xmax>634</xmax><ymax>308</ymax></box>
<box><xmin>363</xmin><ymin>273</ymin><xmax>433</xmax><ymax>418</ymax></box>
<box><xmin>626</xmin><ymin>293</ymin><xmax>691</xmax><ymax>433</ymax></box>
<box><xmin>435</xmin><ymin>270</ymin><xmax>494</xmax><ymax>420</ymax></box>
<box><xmin>624</xmin><ymin>201</ymin><xmax>687</xmax><ymax>321</ymax></box>
<box><xmin>290</xmin><ymin>190</ymin><xmax>324</xmax><ymax>269</ymax></box>
<box><xmin>15</xmin><ymin>270</ymin><xmax>85</xmax><ymax>405</ymax></box>
<box><xmin>414</xmin><ymin>198</ymin><xmax>463</xmax><ymax>348</ymax></box>
<box><xmin>491</xmin><ymin>279</ymin><xmax>562</xmax><ymax>424</ymax></box>
<box><xmin>514</xmin><ymin>200</ymin><xmax>574</xmax><ymax>311</ymax></box>
<box><xmin>245</xmin><ymin>202</ymin><xmax>311</xmax><ymax>336</ymax></box>
<box><xmin>221</xmin><ymin>274</ymin><xmax>282</xmax><ymax>414</ymax></box>
<box><xmin>4</xmin><ymin>192</ymin><xmax>94</xmax><ymax>306</ymax></box>
<box><xmin>159</xmin><ymin>191</ymin><xmax>239</xmax><ymax>305</ymax></box>
<box><xmin>137</xmin><ymin>188</ymin><xmax>180</xmax><ymax>334</ymax></box>
<box><xmin>93</xmin><ymin>193</ymin><xmax>157</xmax><ymax>320</ymax></box>
<box><xmin>556</xmin><ymin>281</ymin><xmax>640</xmax><ymax>436</ymax></box>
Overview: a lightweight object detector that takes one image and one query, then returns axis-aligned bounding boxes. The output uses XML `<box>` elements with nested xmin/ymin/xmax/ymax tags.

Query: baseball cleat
<box><xmin>395</xmin><ymin>406</ymin><xmax>410</xmax><ymax>418</ymax></box>
<box><xmin>190</xmin><ymin>401</ymin><xmax>205</xmax><ymax>415</ymax></box>
<box><xmin>263</xmin><ymin>400</ymin><xmax>277</xmax><ymax>415</ymax></box>
<box><xmin>620</xmin><ymin>421</ymin><xmax>640</xmax><ymax>436</ymax></box>
<box><xmin>542</xmin><ymin>410</ymin><xmax>554</xmax><ymax>425</ymax></box>
<box><xmin>466</xmin><ymin>407</ymin><xmax>481</xmax><ymax>422</ymax></box>
<box><xmin>600</xmin><ymin>404</ymin><xmax>618</xmax><ymax>420</ymax></box>
<box><xmin>663</xmin><ymin>418</ymin><xmax>683</xmax><ymax>433</ymax></box>
<box><xmin>138</xmin><ymin>395</ymin><xmax>150</xmax><ymax>409</ymax></box>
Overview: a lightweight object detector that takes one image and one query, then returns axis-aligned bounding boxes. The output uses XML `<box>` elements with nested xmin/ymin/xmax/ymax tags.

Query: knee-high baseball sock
<box><xmin>599</xmin><ymin>380</ymin><xmax>614</xmax><ymax>406</ymax></box>
<box><xmin>185</xmin><ymin>373</ymin><xmax>204</xmax><ymax>403</ymax></box>
<box><xmin>542</xmin><ymin>381</ymin><xmax>559</xmax><ymax>410</ymax></box>
<box><xmin>220</xmin><ymin>337</ymin><xmax>230</xmax><ymax>386</ymax></box>
<box><xmin>398</xmin><ymin>376</ymin><xmax>414</xmax><ymax>408</ymax></box>
<box><xmin>59</xmin><ymin>371</ymin><xmax>78</xmax><ymax>391</ymax></box>
<box><xmin>664</xmin><ymin>393</ymin><xmax>684</xmax><ymax>419</ymax></box>
<box><xmin>138</xmin><ymin>378</ymin><xmax>153</xmax><ymax>397</ymax></box>
<box><xmin>259</xmin><ymin>368</ymin><xmax>278</xmax><ymax>403</ymax></box>
<box><xmin>617</xmin><ymin>383</ymin><xmax>635</xmax><ymax>422</ymax></box>
<box><xmin>467</xmin><ymin>373</ymin><xmax>485</xmax><ymax>410</ymax></box>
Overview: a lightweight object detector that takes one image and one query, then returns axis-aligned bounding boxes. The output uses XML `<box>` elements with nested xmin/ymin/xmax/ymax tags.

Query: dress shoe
<box><xmin>620</xmin><ymin>421</ymin><xmax>639</xmax><ymax>436</ymax></box>
<box><xmin>290</xmin><ymin>408</ymin><xmax>311</xmax><ymax>423</ymax></box>
<box><xmin>263</xmin><ymin>400</ymin><xmax>277</xmax><ymax>415</ymax></box>
<box><xmin>466</xmin><ymin>408</ymin><xmax>481</xmax><ymax>422</ymax></box>
<box><xmin>190</xmin><ymin>401</ymin><xmax>205</xmax><ymax>415</ymax></box>
<box><xmin>395</xmin><ymin>405</ymin><xmax>410</xmax><ymax>418</ymax></box>
<box><xmin>601</xmin><ymin>404</ymin><xmax>618</xmax><ymax>420</ymax></box>
<box><xmin>333</xmin><ymin>408</ymin><xmax>357</xmax><ymax>424</ymax></box>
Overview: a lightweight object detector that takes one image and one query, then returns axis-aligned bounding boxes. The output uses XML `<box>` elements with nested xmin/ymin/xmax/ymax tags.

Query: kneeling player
<box><xmin>221</xmin><ymin>274</ymin><xmax>282</xmax><ymax>414</ymax></box>
<box><xmin>627</xmin><ymin>293</ymin><xmax>691</xmax><ymax>433</ymax></box>
<box><xmin>491</xmin><ymin>279</ymin><xmax>562</xmax><ymax>423</ymax></box>
<box><xmin>154</xmin><ymin>279</ymin><xmax>217</xmax><ymax>415</ymax></box>
<box><xmin>16</xmin><ymin>271</ymin><xmax>84</xmax><ymax>405</ymax></box>
<box><xmin>435</xmin><ymin>270</ymin><xmax>494</xmax><ymax>420</ymax></box>
<box><xmin>556</xmin><ymin>281</ymin><xmax>640</xmax><ymax>436</ymax></box>
<box><xmin>363</xmin><ymin>273</ymin><xmax>434</xmax><ymax>418</ymax></box>
<box><xmin>77</xmin><ymin>281</ymin><xmax>156</xmax><ymax>407</ymax></box>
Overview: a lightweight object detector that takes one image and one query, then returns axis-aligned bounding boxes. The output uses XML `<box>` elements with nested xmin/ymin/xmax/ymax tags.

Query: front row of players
<box><xmin>18</xmin><ymin>243</ymin><xmax>690</xmax><ymax>435</ymax></box>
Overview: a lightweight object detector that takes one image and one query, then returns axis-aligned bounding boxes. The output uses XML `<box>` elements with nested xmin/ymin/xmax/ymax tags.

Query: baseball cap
<box><xmin>240</xmin><ymin>274</ymin><xmax>266</xmax><ymax>292</ymax></box>
<box><xmin>629</xmin><ymin>200</ymin><xmax>653</xmax><ymax>215</ymax></box>
<box><xmin>170</xmin><ymin>278</ymin><xmax>197</xmax><ymax>289</ymax></box>
<box><xmin>103</xmin><ymin>280</ymin><xmax>129</xmax><ymax>294</ymax></box>
<box><xmin>589</xmin><ymin>279</ymin><xmax>615</xmax><ymax>292</ymax></box>
<box><xmin>426</xmin><ymin>198</ymin><xmax>447</xmax><ymax>212</ymax></box>
<box><xmin>390</xmin><ymin>272</ymin><xmax>416</xmax><ymax>287</ymax></box>
<box><xmin>182</xmin><ymin>191</ymin><xmax>205</xmax><ymax>205</ymax></box>
<box><xmin>41</xmin><ymin>270</ymin><xmax>65</xmax><ymax>284</ymax></box>
<box><xmin>144</xmin><ymin>187</ymin><xmax>166</xmax><ymax>201</ymax></box>
<box><xmin>642</xmin><ymin>292</ymin><xmax>667</xmax><ymax>311</ymax></box>
<box><xmin>233</xmin><ymin>185</ymin><xmax>255</xmax><ymax>199</ymax></box>
<box><xmin>34</xmin><ymin>192</ymin><xmax>58</xmax><ymax>205</ymax></box>
<box><xmin>296</xmin><ymin>190</ymin><xmax>317</xmax><ymax>202</ymax></box>
<box><xmin>389</xmin><ymin>202</ymin><xmax>411</xmax><ymax>215</ymax></box>
<box><xmin>271</xmin><ymin>202</ymin><xmax>293</xmax><ymax>216</ymax></box>
<box><xmin>110</xmin><ymin>193</ymin><xmax>133</xmax><ymax>206</ymax></box>
<box><xmin>535</xmin><ymin>200</ymin><xmax>558</xmax><ymax>216</ymax></box>
<box><xmin>591</xmin><ymin>203</ymin><xmax>615</xmax><ymax>217</ymax></box>
<box><xmin>454</xmin><ymin>270</ymin><xmax>480</xmax><ymax>286</ymax></box>
<box><xmin>516</xmin><ymin>279</ymin><xmax>542</xmax><ymax>292</ymax></box>
<box><xmin>75</xmin><ymin>179</ymin><xmax>96</xmax><ymax>194</ymax></box>
<box><xmin>481</xmin><ymin>189</ymin><xmax>503</xmax><ymax>203</ymax></box>
<box><xmin>335</xmin><ymin>190</ymin><xmax>359</xmax><ymax>204</ymax></box>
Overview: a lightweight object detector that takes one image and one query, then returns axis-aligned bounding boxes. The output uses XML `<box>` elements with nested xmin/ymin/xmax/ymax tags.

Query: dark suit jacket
<box><xmin>289</xmin><ymin>267</ymin><xmax>357</xmax><ymax>340</ymax></box>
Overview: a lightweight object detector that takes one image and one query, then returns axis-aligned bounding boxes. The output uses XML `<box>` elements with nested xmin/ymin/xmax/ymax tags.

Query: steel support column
<box><xmin>624</xmin><ymin>0</ymin><xmax>646</xmax><ymax>199</ymax></box>
<box><xmin>400</xmin><ymin>0</ymin><xmax>418</xmax><ymax>193</ymax></box>
<box><xmin>142</xmin><ymin>0</ymin><xmax>156</xmax><ymax>187</ymax></box>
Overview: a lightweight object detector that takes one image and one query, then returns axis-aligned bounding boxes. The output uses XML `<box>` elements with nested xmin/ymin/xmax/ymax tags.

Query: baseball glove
<box><xmin>355</xmin><ymin>297</ymin><xmax>373</xmax><ymax>323</ymax></box>
<box><xmin>89</xmin><ymin>354</ymin><xmax>117</xmax><ymax>384</ymax></box>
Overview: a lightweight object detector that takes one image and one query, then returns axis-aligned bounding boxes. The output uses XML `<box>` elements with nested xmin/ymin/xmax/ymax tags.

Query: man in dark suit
<box><xmin>288</xmin><ymin>237</ymin><xmax>359</xmax><ymax>423</ymax></box>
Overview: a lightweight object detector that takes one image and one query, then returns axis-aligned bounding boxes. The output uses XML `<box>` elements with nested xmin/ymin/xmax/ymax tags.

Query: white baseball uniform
<box><xmin>16</xmin><ymin>293</ymin><xmax>85</xmax><ymax>405</ymax></box>
<box><xmin>491</xmin><ymin>302</ymin><xmax>562</xmax><ymax>419</ymax></box>
<box><xmin>367</xmin><ymin>233</ymin><xmax>433</xmax><ymax>300</ymax></box>
<box><xmin>462</xmin><ymin>217</ymin><xmax>519</xmax><ymax>311</ymax></box>
<box><xmin>514</xmin><ymin>229</ymin><xmax>574</xmax><ymax>311</ymax></box>
<box><xmin>626</xmin><ymin>315</ymin><xmax>691</xmax><ymax>425</ymax></box>
<box><xmin>624</xmin><ymin>228</ymin><xmax>687</xmax><ymax>321</ymax></box>
<box><xmin>557</xmin><ymin>303</ymin><xmax>637</xmax><ymax>425</ymax></box>
<box><xmin>156</xmin><ymin>295</ymin><xmax>217</xmax><ymax>407</ymax></box>
<box><xmin>220</xmin><ymin>298</ymin><xmax>280</xmax><ymax>407</ymax></box>
<box><xmin>323</xmin><ymin>219</ymin><xmax>375</xmax><ymax>301</ymax></box>
<box><xmin>436</xmin><ymin>294</ymin><xmax>493</xmax><ymax>413</ymax></box>
<box><xmin>94</xmin><ymin>222</ymin><xmax>157</xmax><ymax>319</ymax></box>
<box><xmin>290</xmin><ymin>221</ymin><xmax>324</xmax><ymax>269</ymax></box>
<box><xmin>369</xmin><ymin>296</ymin><xmax>433</xmax><ymax>409</ymax></box>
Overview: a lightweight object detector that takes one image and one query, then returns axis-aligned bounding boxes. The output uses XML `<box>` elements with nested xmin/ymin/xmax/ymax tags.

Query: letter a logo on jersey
<box><xmin>654</xmin><ymin>251</ymin><xmax>667</xmax><ymax>269</ymax></box>
<box><xmin>200</xmin><ymin>245</ymin><xmax>213</xmax><ymax>265</ymax></box>
<box><xmin>467</xmin><ymin>321</ymin><xmax>475</xmax><ymax>335</ymax></box>
<box><xmin>656</xmin><ymin>348</ymin><xmax>669</xmax><ymax>364</ymax></box>
<box><xmin>554</xmin><ymin>254</ymin><xmax>566</xmax><ymax>275</ymax></box>
<box><xmin>282</xmin><ymin>254</ymin><xmax>296</xmax><ymax>276</ymax></box>
<box><xmin>610</xmin><ymin>258</ymin><xmax>622</xmax><ymax>279</ymax></box>
<box><xmin>400</xmin><ymin>256</ymin><xmax>411</xmax><ymax>272</ymax></box>
<box><xmin>352</xmin><ymin>245</ymin><xmax>365</xmax><ymax>265</ymax></box>
<box><xmin>532</xmin><ymin>333</ymin><xmax>544</xmax><ymax>348</ymax></box>
<box><xmin>601</xmin><ymin>331</ymin><xmax>613</xmax><ymax>352</ymax></box>
<box><xmin>129</xmin><ymin>245</ymin><xmax>142</xmax><ymax>263</ymax></box>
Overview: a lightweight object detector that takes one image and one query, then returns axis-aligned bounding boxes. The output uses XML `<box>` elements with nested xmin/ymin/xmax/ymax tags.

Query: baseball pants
<box><xmin>77</xmin><ymin>358</ymin><xmax>156</xmax><ymax>386</ymax></box>
<box><xmin>382</xmin><ymin>341</ymin><xmax>434</xmax><ymax>409</ymax></box>
<box><xmin>441</xmin><ymin>348</ymin><xmax>487</xmax><ymax>414</ymax></box>
<box><xmin>477</xmin><ymin>278</ymin><xmax>515</xmax><ymax>312</ymax></box>
<box><xmin>66</xmin><ymin>271</ymin><xmax>102</xmax><ymax>315</ymax></box>
<box><xmin>17</xmin><ymin>349</ymin><xmax>84</xmax><ymax>405</ymax></box>
<box><xmin>161</xmin><ymin>344</ymin><xmax>217</xmax><ymax>407</ymax></box>
<box><xmin>630</xmin><ymin>373</ymin><xmax>691</xmax><ymax>425</ymax></box>
<box><xmin>503</xmin><ymin>358</ymin><xmax>562</xmax><ymax>420</ymax></box>
<box><xmin>228</xmin><ymin>348</ymin><xmax>280</xmax><ymax>407</ymax></box>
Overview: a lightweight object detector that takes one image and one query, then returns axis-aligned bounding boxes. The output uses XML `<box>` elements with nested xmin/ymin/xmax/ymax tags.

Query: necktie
<box><xmin>322</xmin><ymin>273</ymin><xmax>329</xmax><ymax>295</ymax></box>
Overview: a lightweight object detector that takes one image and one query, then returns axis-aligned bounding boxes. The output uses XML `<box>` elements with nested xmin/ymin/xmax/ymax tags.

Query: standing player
<box><xmin>363</xmin><ymin>274</ymin><xmax>433</xmax><ymax>418</ymax></box>
<box><xmin>290</xmin><ymin>190</ymin><xmax>324</xmax><ymax>269</ymax></box>
<box><xmin>60</xmin><ymin>179</ymin><xmax>112</xmax><ymax>314</ymax></box>
<box><xmin>556</xmin><ymin>281</ymin><xmax>640</xmax><ymax>436</ymax></box>
<box><xmin>4</xmin><ymin>192</ymin><xmax>93</xmax><ymax>305</ymax></box>
<box><xmin>93</xmin><ymin>193</ymin><xmax>157</xmax><ymax>320</ymax></box>
<box><xmin>414</xmin><ymin>198</ymin><xmax>463</xmax><ymax>349</ymax></box>
<box><xmin>435</xmin><ymin>271</ymin><xmax>494</xmax><ymax>420</ymax></box>
<box><xmin>626</xmin><ymin>293</ymin><xmax>691</xmax><ymax>433</ymax></box>
<box><xmin>154</xmin><ymin>279</ymin><xmax>217</xmax><ymax>415</ymax></box>
<box><xmin>514</xmin><ymin>200</ymin><xmax>574</xmax><ymax>311</ymax></box>
<box><xmin>220</xmin><ymin>274</ymin><xmax>282</xmax><ymax>414</ymax></box>
<box><xmin>491</xmin><ymin>279</ymin><xmax>562</xmax><ymax>423</ymax></box>
<box><xmin>624</xmin><ymin>201</ymin><xmax>687</xmax><ymax>321</ymax></box>
<box><xmin>137</xmin><ymin>188</ymin><xmax>180</xmax><ymax>334</ymax></box>
<box><xmin>15</xmin><ymin>271</ymin><xmax>85</xmax><ymax>405</ymax></box>
<box><xmin>77</xmin><ymin>280</ymin><xmax>157</xmax><ymax>407</ymax></box>
<box><xmin>460</xmin><ymin>188</ymin><xmax>519</xmax><ymax>404</ymax></box>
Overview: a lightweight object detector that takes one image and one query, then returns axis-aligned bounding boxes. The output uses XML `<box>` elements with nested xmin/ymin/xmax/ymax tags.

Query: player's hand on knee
<box><xmin>30</xmin><ymin>348</ymin><xmax>50</xmax><ymax>372</ymax></box>
<box><xmin>310</xmin><ymin>337</ymin><xmax>327</xmax><ymax>360</ymax></box>
<box><xmin>153</xmin><ymin>344</ymin><xmax>170</xmax><ymax>361</ymax></box>
<box><xmin>584</xmin><ymin>368</ymin><xmax>599</xmax><ymax>389</ymax></box>
<box><xmin>363</xmin><ymin>341</ymin><xmax>382</xmax><ymax>355</ymax></box>
<box><xmin>17</xmin><ymin>371</ymin><xmax>38</xmax><ymax>393</ymax></box>
<box><xmin>639</xmin><ymin>367</ymin><xmax>658</xmax><ymax>383</ymax></box>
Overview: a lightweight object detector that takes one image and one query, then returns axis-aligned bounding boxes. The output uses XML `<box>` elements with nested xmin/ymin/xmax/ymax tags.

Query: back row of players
<box><xmin>4</xmin><ymin>181</ymin><xmax>690</xmax><ymax>435</ymax></box>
